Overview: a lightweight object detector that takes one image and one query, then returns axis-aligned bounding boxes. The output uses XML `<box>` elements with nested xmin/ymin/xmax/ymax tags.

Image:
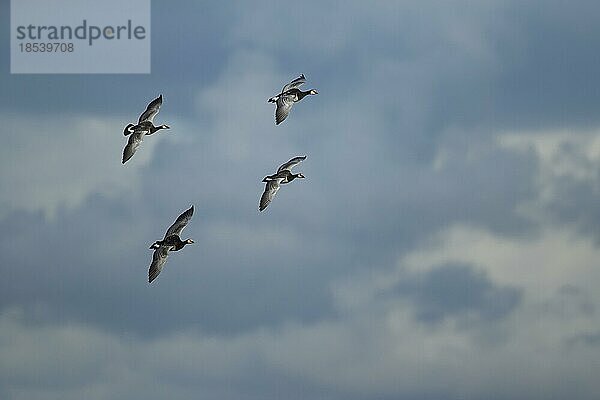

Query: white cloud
<box><xmin>499</xmin><ymin>129</ymin><xmax>600</xmax><ymax>205</ymax></box>
<box><xmin>0</xmin><ymin>113</ymin><xmax>162</xmax><ymax>218</ymax></box>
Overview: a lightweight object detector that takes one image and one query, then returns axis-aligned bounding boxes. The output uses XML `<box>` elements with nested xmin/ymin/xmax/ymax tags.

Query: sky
<box><xmin>1</xmin><ymin>0</ymin><xmax>600</xmax><ymax>399</ymax></box>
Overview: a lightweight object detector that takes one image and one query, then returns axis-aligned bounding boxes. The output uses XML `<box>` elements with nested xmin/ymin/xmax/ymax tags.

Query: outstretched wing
<box><xmin>282</xmin><ymin>74</ymin><xmax>306</xmax><ymax>93</ymax></box>
<box><xmin>122</xmin><ymin>131</ymin><xmax>145</xmax><ymax>164</ymax></box>
<box><xmin>164</xmin><ymin>205</ymin><xmax>194</xmax><ymax>238</ymax></box>
<box><xmin>277</xmin><ymin>155</ymin><xmax>307</xmax><ymax>173</ymax></box>
<box><xmin>138</xmin><ymin>95</ymin><xmax>163</xmax><ymax>124</ymax></box>
<box><xmin>149</xmin><ymin>246</ymin><xmax>169</xmax><ymax>283</ymax></box>
<box><xmin>259</xmin><ymin>179</ymin><xmax>282</xmax><ymax>211</ymax></box>
<box><xmin>275</xmin><ymin>95</ymin><xmax>294</xmax><ymax>125</ymax></box>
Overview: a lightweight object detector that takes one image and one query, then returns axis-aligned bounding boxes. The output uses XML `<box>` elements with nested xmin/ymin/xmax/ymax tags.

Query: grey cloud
<box><xmin>0</xmin><ymin>2</ymin><xmax>228</xmax><ymax>117</ymax></box>
<box><xmin>390</xmin><ymin>263</ymin><xmax>522</xmax><ymax>324</ymax></box>
<box><xmin>567</xmin><ymin>332</ymin><xmax>600</xmax><ymax>347</ymax></box>
<box><xmin>540</xmin><ymin>285</ymin><xmax>596</xmax><ymax>320</ymax></box>
<box><xmin>543</xmin><ymin>175</ymin><xmax>600</xmax><ymax>243</ymax></box>
<box><xmin>0</xmin><ymin>191</ymin><xmax>339</xmax><ymax>337</ymax></box>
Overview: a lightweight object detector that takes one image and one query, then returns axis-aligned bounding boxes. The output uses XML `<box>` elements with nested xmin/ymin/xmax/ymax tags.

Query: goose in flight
<box><xmin>268</xmin><ymin>75</ymin><xmax>318</xmax><ymax>125</ymax></box>
<box><xmin>259</xmin><ymin>156</ymin><xmax>306</xmax><ymax>211</ymax></box>
<box><xmin>122</xmin><ymin>95</ymin><xmax>170</xmax><ymax>164</ymax></box>
<box><xmin>148</xmin><ymin>205</ymin><xmax>194</xmax><ymax>283</ymax></box>
<box><xmin>262</xmin><ymin>155</ymin><xmax>307</xmax><ymax>184</ymax></box>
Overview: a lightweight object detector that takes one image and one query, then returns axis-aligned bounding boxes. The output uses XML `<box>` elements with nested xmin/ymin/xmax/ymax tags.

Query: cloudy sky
<box><xmin>2</xmin><ymin>0</ymin><xmax>600</xmax><ymax>399</ymax></box>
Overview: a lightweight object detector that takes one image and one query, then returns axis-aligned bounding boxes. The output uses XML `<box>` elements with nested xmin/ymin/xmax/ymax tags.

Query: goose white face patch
<box><xmin>10</xmin><ymin>0</ymin><xmax>150</xmax><ymax>74</ymax></box>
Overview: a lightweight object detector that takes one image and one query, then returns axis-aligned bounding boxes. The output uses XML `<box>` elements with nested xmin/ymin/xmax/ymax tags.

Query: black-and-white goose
<box><xmin>122</xmin><ymin>95</ymin><xmax>170</xmax><ymax>164</ymax></box>
<box><xmin>262</xmin><ymin>155</ymin><xmax>307</xmax><ymax>184</ymax></box>
<box><xmin>268</xmin><ymin>75</ymin><xmax>318</xmax><ymax>125</ymax></box>
<box><xmin>148</xmin><ymin>206</ymin><xmax>194</xmax><ymax>283</ymax></box>
<box><xmin>259</xmin><ymin>156</ymin><xmax>306</xmax><ymax>211</ymax></box>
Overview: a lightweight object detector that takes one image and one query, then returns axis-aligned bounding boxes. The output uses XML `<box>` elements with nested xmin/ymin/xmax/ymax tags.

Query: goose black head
<box><xmin>160</xmin><ymin>124</ymin><xmax>170</xmax><ymax>130</ymax></box>
<box><xmin>185</xmin><ymin>238</ymin><xmax>195</xmax><ymax>244</ymax></box>
<box><xmin>297</xmin><ymin>173</ymin><xmax>306</xmax><ymax>179</ymax></box>
<box><xmin>309</xmin><ymin>89</ymin><xmax>318</xmax><ymax>95</ymax></box>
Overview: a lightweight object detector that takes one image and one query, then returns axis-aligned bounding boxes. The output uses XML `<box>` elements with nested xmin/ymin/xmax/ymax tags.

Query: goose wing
<box><xmin>275</xmin><ymin>95</ymin><xmax>294</xmax><ymax>125</ymax></box>
<box><xmin>122</xmin><ymin>131</ymin><xmax>145</xmax><ymax>164</ymax></box>
<box><xmin>149</xmin><ymin>246</ymin><xmax>169</xmax><ymax>283</ymax></box>
<box><xmin>259</xmin><ymin>178</ymin><xmax>282</xmax><ymax>211</ymax></box>
<box><xmin>164</xmin><ymin>206</ymin><xmax>194</xmax><ymax>238</ymax></box>
<box><xmin>282</xmin><ymin>74</ymin><xmax>306</xmax><ymax>93</ymax></box>
<box><xmin>138</xmin><ymin>95</ymin><xmax>163</xmax><ymax>124</ymax></box>
<box><xmin>277</xmin><ymin>155</ymin><xmax>307</xmax><ymax>173</ymax></box>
